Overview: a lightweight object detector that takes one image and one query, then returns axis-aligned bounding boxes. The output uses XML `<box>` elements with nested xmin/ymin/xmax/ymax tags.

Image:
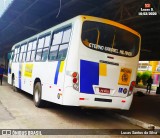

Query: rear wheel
<box><xmin>33</xmin><ymin>82</ymin><xmax>45</xmax><ymax>107</ymax></box>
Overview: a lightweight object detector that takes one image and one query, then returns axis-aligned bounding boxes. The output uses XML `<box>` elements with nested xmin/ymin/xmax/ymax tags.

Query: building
<box><xmin>138</xmin><ymin>61</ymin><xmax>160</xmax><ymax>85</ymax></box>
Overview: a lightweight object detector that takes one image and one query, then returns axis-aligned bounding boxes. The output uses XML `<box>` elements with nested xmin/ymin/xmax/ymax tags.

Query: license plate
<box><xmin>99</xmin><ymin>87</ymin><xmax>110</xmax><ymax>94</ymax></box>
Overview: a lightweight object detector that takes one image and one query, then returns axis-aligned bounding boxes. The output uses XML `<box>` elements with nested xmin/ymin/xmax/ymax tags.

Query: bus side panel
<box><xmin>11</xmin><ymin>63</ymin><xmax>20</xmax><ymax>89</ymax></box>
<box><xmin>32</xmin><ymin>62</ymin><xmax>64</xmax><ymax>105</ymax></box>
<box><xmin>62</xmin><ymin>19</ymin><xmax>82</xmax><ymax>106</ymax></box>
<box><xmin>16</xmin><ymin>62</ymin><xmax>34</xmax><ymax>94</ymax></box>
<box><xmin>8</xmin><ymin>61</ymin><xmax>12</xmax><ymax>84</ymax></box>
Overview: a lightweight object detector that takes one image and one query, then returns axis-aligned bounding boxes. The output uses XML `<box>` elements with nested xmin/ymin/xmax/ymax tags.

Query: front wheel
<box><xmin>33</xmin><ymin>82</ymin><xmax>45</xmax><ymax>107</ymax></box>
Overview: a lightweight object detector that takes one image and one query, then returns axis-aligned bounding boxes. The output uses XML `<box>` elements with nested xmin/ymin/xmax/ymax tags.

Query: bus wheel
<box><xmin>33</xmin><ymin>82</ymin><xmax>45</xmax><ymax>108</ymax></box>
<box><xmin>12</xmin><ymin>76</ymin><xmax>18</xmax><ymax>92</ymax></box>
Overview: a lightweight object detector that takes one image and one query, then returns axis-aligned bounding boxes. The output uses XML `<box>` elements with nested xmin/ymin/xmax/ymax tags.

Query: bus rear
<box><xmin>64</xmin><ymin>16</ymin><xmax>140</xmax><ymax>110</ymax></box>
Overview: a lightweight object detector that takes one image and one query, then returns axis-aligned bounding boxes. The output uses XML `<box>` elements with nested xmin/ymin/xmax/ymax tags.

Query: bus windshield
<box><xmin>82</xmin><ymin>21</ymin><xmax>140</xmax><ymax>57</ymax></box>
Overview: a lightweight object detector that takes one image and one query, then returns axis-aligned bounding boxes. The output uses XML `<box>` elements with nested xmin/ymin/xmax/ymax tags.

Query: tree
<box><xmin>141</xmin><ymin>71</ymin><xmax>152</xmax><ymax>85</ymax></box>
<box><xmin>136</xmin><ymin>71</ymin><xmax>142</xmax><ymax>84</ymax></box>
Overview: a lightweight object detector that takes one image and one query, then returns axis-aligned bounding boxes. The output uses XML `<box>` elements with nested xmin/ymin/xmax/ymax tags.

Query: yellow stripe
<box><xmin>82</xmin><ymin>16</ymin><xmax>141</xmax><ymax>37</ymax></box>
<box><xmin>59</xmin><ymin>61</ymin><xmax>65</xmax><ymax>72</ymax></box>
<box><xmin>99</xmin><ymin>63</ymin><xmax>107</xmax><ymax>76</ymax></box>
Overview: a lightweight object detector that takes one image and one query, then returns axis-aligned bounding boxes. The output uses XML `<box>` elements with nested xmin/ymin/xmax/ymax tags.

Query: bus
<box><xmin>8</xmin><ymin>15</ymin><xmax>141</xmax><ymax>110</ymax></box>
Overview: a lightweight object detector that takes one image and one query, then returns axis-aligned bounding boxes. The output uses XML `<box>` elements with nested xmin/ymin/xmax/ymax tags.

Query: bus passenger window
<box><xmin>44</xmin><ymin>35</ymin><xmax>50</xmax><ymax>47</ymax></box>
<box><xmin>13</xmin><ymin>49</ymin><xmax>17</xmax><ymax>62</ymax></box>
<box><xmin>36</xmin><ymin>49</ymin><xmax>42</xmax><ymax>61</ymax></box>
<box><xmin>38</xmin><ymin>38</ymin><xmax>44</xmax><ymax>49</ymax></box>
<box><xmin>19</xmin><ymin>45</ymin><xmax>24</xmax><ymax>62</ymax></box>
<box><xmin>35</xmin><ymin>37</ymin><xmax>44</xmax><ymax>61</ymax></box>
<box><xmin>30</xmin><ymin>40</ymin><xmax>37</xmax><ymax>61</ymax></box>
<box><xmin>22</xmin><ymin>44</ymin><xmax>27</xmax><ymax>62</ymax></box>
<box><xmin>42</xmin><ymin>48</ymin><xmax>49</xmax><ymax>61</ymax></box>
<box><xmin>49</xmin><ymin>27</ymin><xmax>71</xmax><ymax>61</ymax></box>
<box><xmin>11</xmin><ymin>51</ymin><xmax>15</xmax><ymax>61</ymax></box>
<box><xmin>16</xmin><ymin>47</ymin><xmax>20</xmax><ymax>62</ymax></box>
<box><xmin>41</xmin><ymin>35</ymin><xmax>51</xmax><ymax>61</ymax></box>
<box><xmin>49</xmin><ymin>45</ymin><xmax>58</xmax><ymax>60</ymax></box>
<box><xmin>57</xmin><ymin>44</ymin><xmax>68</xmax><ymax>60</ymax></box>
<box><xmin>30</xmin><ymin>51</ymin><xmax>35</xmax><ymax>61</ymax></box>
<box><xmin>52</xmin><ymin>31</ymin><xmax>63</xmax><ymax>45</ymax></box>
<box><xmin>26</xmin><ymin>42</ymin><xmax>32</xmax><ymax>61</ymax></box>
<box><xmin>26</xmin><ymin>51</ymin><xmax>31</xmax><ymax>61</ymax></box>
<box><xmin>62</xmin><ymin>28</ymin><xmax>71</xmax><ymax>43</ymax></box>
<box><xmin>36</xmin><ymin>34</ymin><xmax>50</xmax><ymax>61</ymax></box>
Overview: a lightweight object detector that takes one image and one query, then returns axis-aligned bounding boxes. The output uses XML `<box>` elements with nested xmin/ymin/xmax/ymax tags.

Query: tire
<box><xmin>33</xmin><ymin>82</ymin><xmax>45</xmax><ymax>108</ymax></box>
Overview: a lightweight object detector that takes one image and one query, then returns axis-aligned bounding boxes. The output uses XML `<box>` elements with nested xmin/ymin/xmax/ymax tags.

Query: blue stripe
<box><xmin>18</xmin><ymin>70</ymin><xmax>21</xmax><ymax>89</ymax></box>
<box><xmin>54</xmin><ymin>61</ymin><xmax>61</xmax><ymax>84</ymax></box>
<box><xmin>80</xmin><ymin>60</ymin><xmax>99</xmax><ymax>94</ymax></box>
<box><xmin>18</xmin><ymin>64</ymin><xmax>22</xmax><ymax>89</ymax></box>
<box><xmin>8</xmin><ymin>67</ymin><xmax>11</xmax><ymax>74</ymax></box>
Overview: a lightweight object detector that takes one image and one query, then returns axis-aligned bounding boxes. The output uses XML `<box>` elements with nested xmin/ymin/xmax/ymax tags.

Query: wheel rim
<box><xmin>35</xmin><ymin>89</ymin><xmax>39</xmax><ymax>103</ymax></box>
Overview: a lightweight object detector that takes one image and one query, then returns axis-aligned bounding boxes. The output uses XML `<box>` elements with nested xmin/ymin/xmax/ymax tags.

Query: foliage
<box><xmin>136</xmin><ymin>71</ymin><xmax>142</xmax><ymax>84</ymax></box>
<box><xmin>141</xmin><ymin>71</ymin><xmax>152</xmax><ymax>85</ymax></box>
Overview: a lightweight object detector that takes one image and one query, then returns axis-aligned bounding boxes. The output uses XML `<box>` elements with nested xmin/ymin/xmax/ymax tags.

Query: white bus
<box><xmin>8</xmin><ymin>15</ymin><xmax>141</xmax><ymax>110</ymax></box>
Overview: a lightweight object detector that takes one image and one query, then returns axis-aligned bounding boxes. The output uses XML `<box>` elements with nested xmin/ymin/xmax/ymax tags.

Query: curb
<box><xmin>114</xmin><ymin>113</ymin><xmax>160</xmax><ymax>130</ymax></box>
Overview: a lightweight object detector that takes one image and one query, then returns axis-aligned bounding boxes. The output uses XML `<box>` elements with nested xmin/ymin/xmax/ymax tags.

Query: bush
<box><xmin>141</xmin><ymin>71</ymin><xmax>152</xmax><ymax>85</ymax></box>
<box><xmin>136</xmin><ymin>72</ymin><xmax>142</xmax><ymax>84</ymax></box>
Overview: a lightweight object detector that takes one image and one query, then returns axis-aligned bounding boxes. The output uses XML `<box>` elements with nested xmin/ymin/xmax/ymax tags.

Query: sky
<box><xmin>0</xmin><ymin>0</ymin><xmax>14</xmax><ymax>17</ymax></box>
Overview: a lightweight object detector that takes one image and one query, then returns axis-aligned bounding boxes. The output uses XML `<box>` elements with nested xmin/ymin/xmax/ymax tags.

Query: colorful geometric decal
<box><xmin>24</xmin><ymin>64</ymin><xmax>33</xmax><ymax>78</ymax></box>
<box><xmin>99</xmin><ymin>63</ymin><xmax>107</xmax><ymax>76</ymax></box>
<box><xmin>118</xmin><ymin>87</ymin><xmax>123</xmax><ymax>93</ymax></box>
<box><xmin>80</xmin><ymin>60</ymin><xmax>99</xmax><ymax>94</ymax></box>
<box><xmin>54</xmin><ymin>61</ymin><xmax>65</xmax><ymax>85</ymax></box>
<box><xmin>59</xmin><ymin>61</ymin><xmax>65</xmax><ymax>73</ymax></box>
<box><xmin>18</xmin><ymin>63</ymin><xmax>22</xmax><ymax>89</ymax></box>
<box><xmin>8</xmin><ymin>63</ymin><xmax>11</xmax><ymax>74</ymax></box>
<box><xmin>54</xmin><ymin>61</ymin><xmax>61</xmax><ymax>85</ymax></box>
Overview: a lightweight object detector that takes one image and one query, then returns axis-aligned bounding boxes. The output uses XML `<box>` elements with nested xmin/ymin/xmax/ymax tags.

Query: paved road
<box><xmin>2</xmin><ymin>79</ymin><xmax>157</xmax><ymax>137</ymax></box>
<box><xmin>116</xmin><ymin>88</ymin><xmax>160</xmax><ymax>127</ymax></box>
<box><xmin>0</xmin><ymin>81</ymin><xmax>140</xmax><ymax>128</ymax></box>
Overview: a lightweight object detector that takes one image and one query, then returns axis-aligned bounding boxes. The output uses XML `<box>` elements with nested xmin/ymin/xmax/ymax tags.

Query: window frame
<box><xmin>81</xmin><ymin>21</ymin><xmax>140</xmax><ymax>58</ymax></box>
<box><xmin>26</xmin><ymin>38</ymin><xmax>37</xmax><ymax>62</ymax></box>
<box><xmin>35</xmin><ymin>32</ymin><xmax>51</xmax><ymax>62</ymax></box>
<box><xmin>48</xmin><ymin>26</ymin><xmax>72</xmax><ymax>61</ymax></box>
<box><xmin>19</xmin><ymin>42</ymin><xmax>28</xmax><ymax>62</ymax></box>
<box><xmin>14</xmin><ymin>45</ymin><xmax>20</xmax><ymax>62</ymax></box>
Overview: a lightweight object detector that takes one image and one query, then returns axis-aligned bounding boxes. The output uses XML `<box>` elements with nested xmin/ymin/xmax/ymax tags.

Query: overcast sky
<box><xmin>0</xmin><ymin>0</ymin><xmax>14</xmax><ymax>17</ymax></box>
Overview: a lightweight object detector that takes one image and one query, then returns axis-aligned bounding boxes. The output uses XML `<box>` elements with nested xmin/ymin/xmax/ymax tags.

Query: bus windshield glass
<box><xmin>82</xmin><ymin>21</ymin><xmax>140</xmax><ymax>57</ymax></box>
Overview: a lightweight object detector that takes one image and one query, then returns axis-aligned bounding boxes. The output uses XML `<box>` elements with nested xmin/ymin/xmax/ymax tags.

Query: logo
<box><xmin>145</xmin><ymin>3</ymin><xmax>151</xmax><ymax>8</ymax></box>
<box><xmin>118</xmin><ymin>87</ymin><xmax>123</xmax><ymax>93</ymax></box>
<box><xmin>138</xmin><ymin>3</ymin><xmax>157</xmax><ymax>16</ymax></box>
<box><xmin>2</xmin><ymin>130</ymin><xmax>11</xmax><ymax>136</ymax></box>
<box><xmin>122</xmin><ymin>73</ymin><xmax>129</xmax><ymax>82</ymax></box>
<box><xmin>118</xmin><ymin>68</ymin><xmax>132</xmax><ymax>86</ymax></box>
<box><xmin>1</xmin><ymin>130</ymin><xmax>42</xmax><ymax>136</ymax></box>
<box><xmin>123</xmin><ymin>88</ymin><xmax>128</xmax><ymax>94</ymax></box>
